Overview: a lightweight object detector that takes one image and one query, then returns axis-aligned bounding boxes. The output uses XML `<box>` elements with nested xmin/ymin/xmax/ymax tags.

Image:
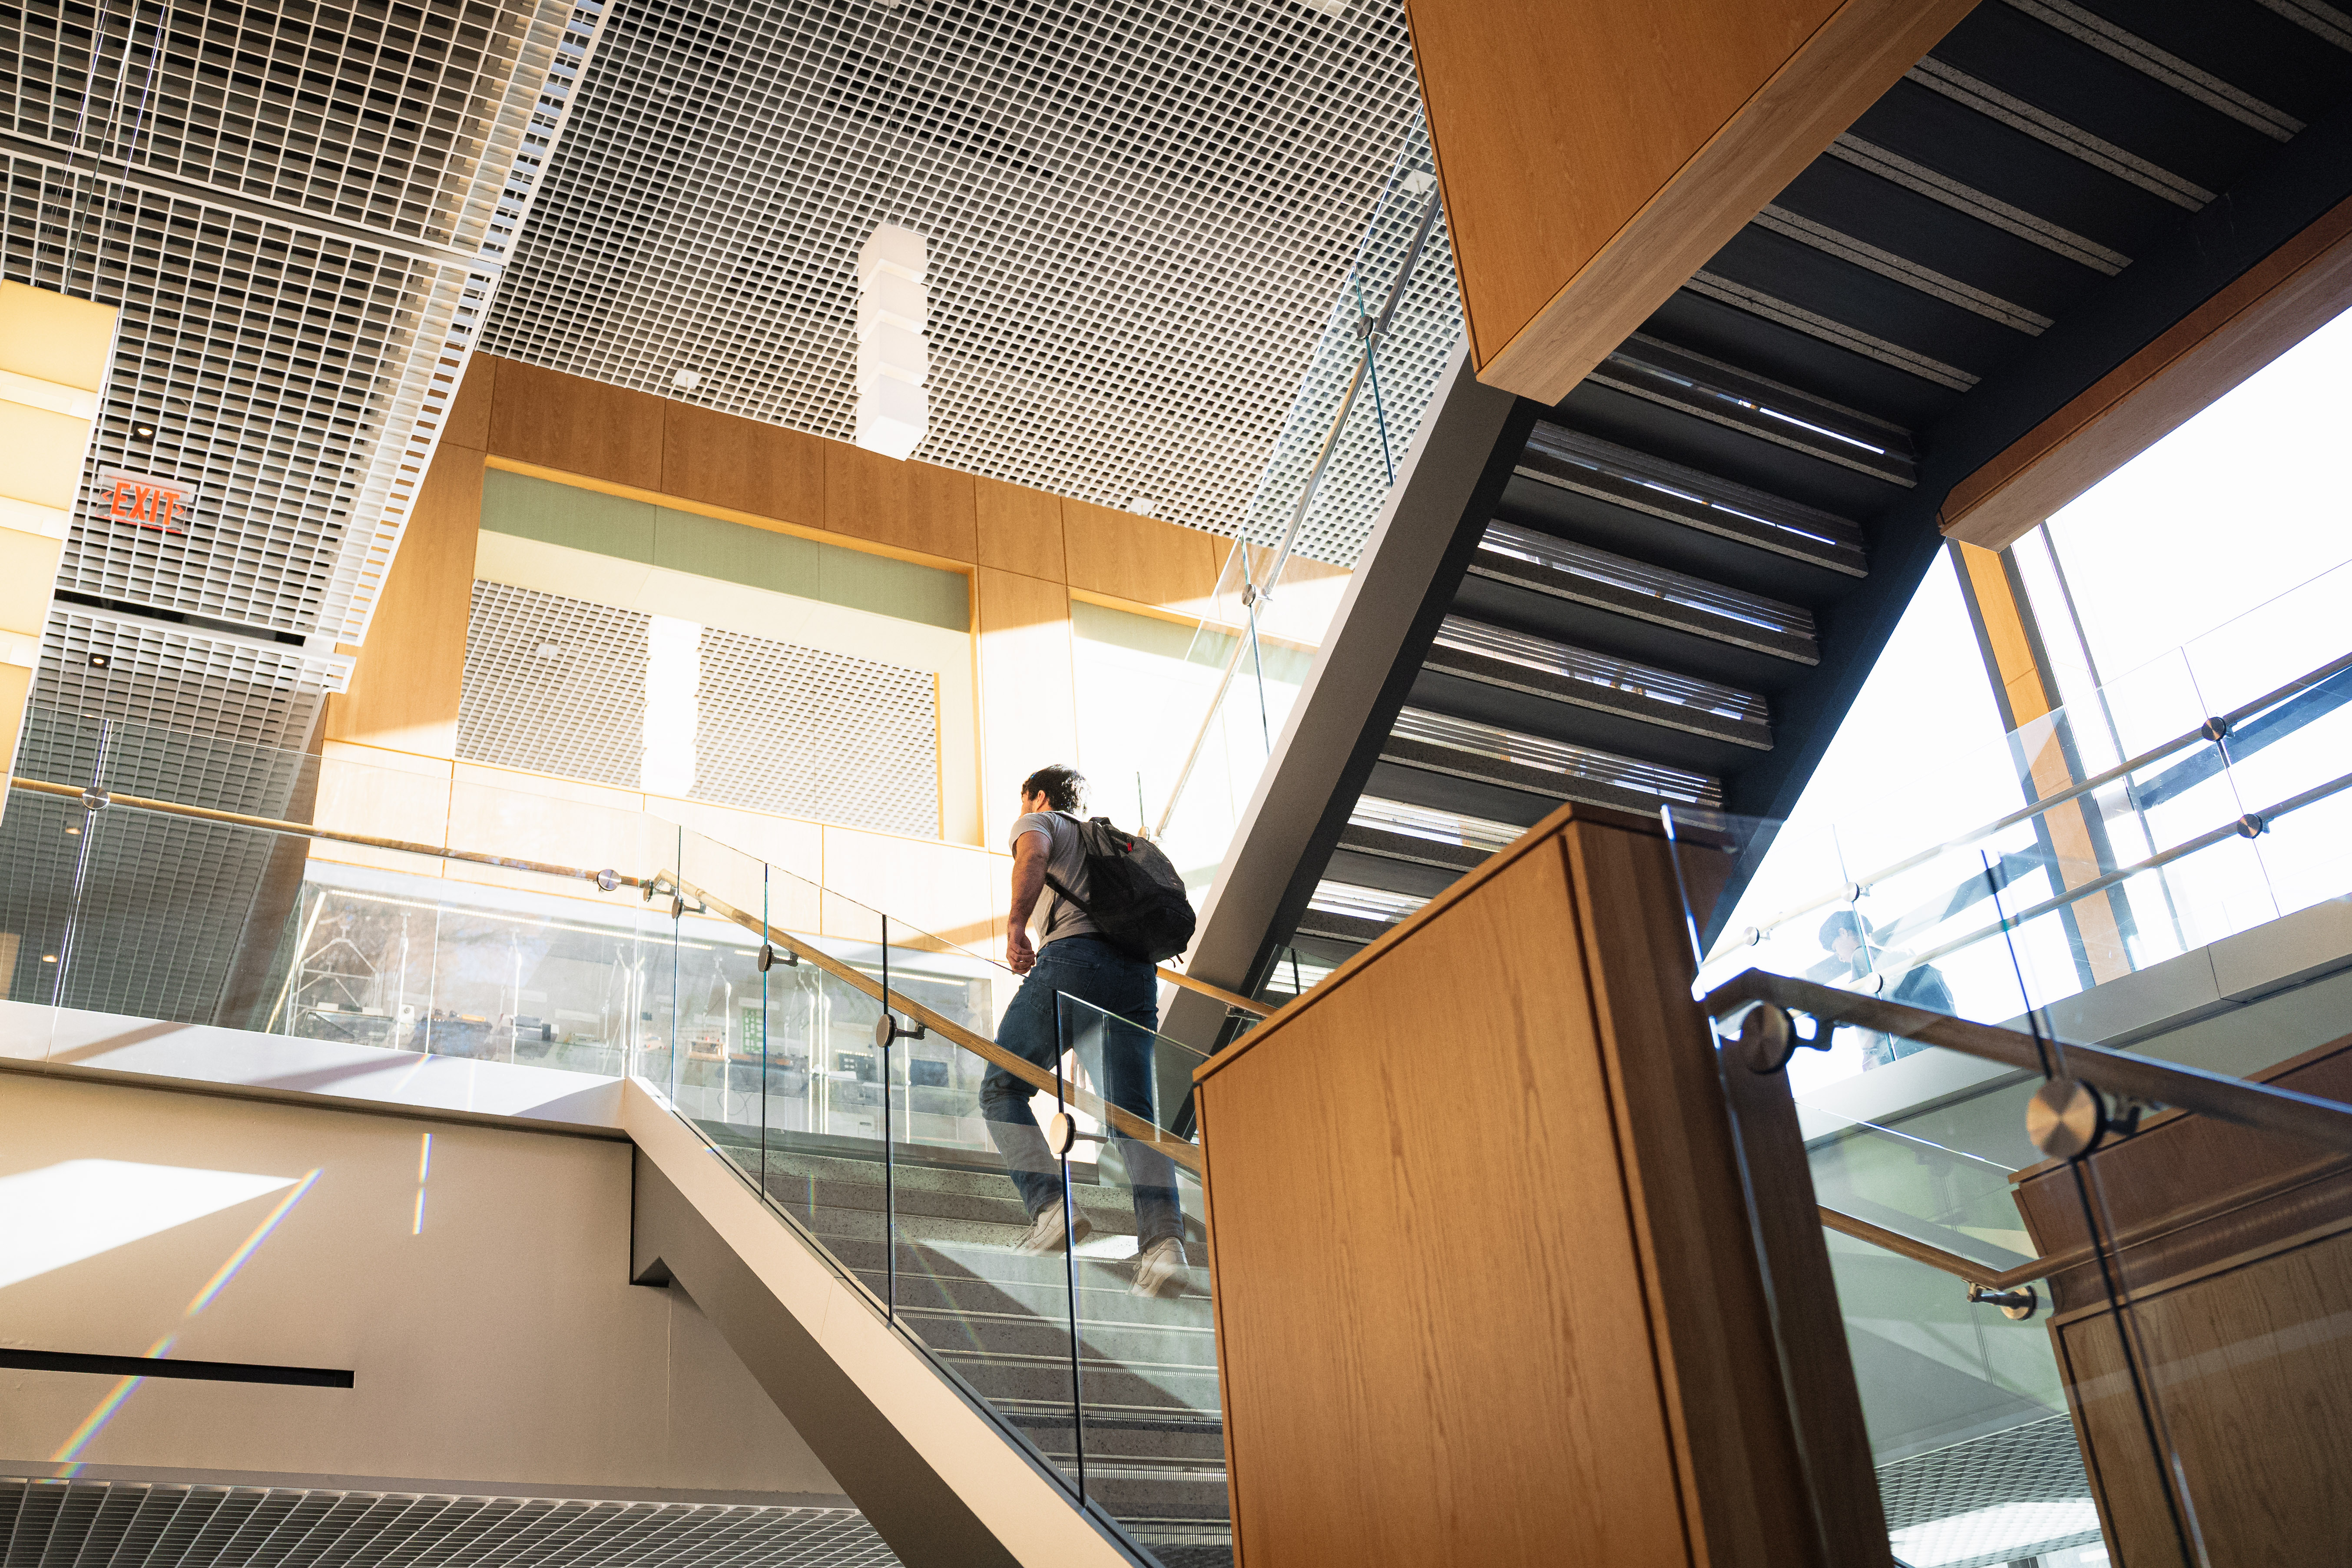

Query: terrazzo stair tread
<box><xmin>1061</xmin><ymin>1471</ymin><xmax>1236</xmax><ymax>1522</ymax></box>
<box><xmin>922</xmin><ymin>1344</ymin><xmax>1213</xmax><ymax>1401</ymax></box>
<box><xmin>830</xmin><ymin>1240</ymin><xmax>1214</xmax><ymax>1302</ymax></box>
<box><xmin>1136</xmin><ymin>1547</ymin><xmax>1233</xmax><ymax>1568</ymax></box>
<box><xmin>897</xmin><ymin>1308</ymin><xmax>1218</xmax><ymax>1368</ymax></box>
<box><xmin>782</xmin><ymin>1201</ymin><xmax>1146</xmax><ymax>1251</ymax></box>
<box><xmin>858</xmin><ymin>1265</ymin><xmax>1216</xmax><ymax>1326</ymax></box>
<box><xmin>719</xmin><ymin>1158</ymin><xmax>1145</xmax><ymax>1228</ymax></box>
<box><xmin>1014</xmin><ymin>1426</ymin><xmax>1229</xmax><ymax>1465</ymax></box>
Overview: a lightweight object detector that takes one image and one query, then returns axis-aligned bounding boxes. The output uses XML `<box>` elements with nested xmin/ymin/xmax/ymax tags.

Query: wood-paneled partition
<box><xmin>1192</xmin><ymin>802</ymin><xmax>1882</xmax><ymax>1568</ymax></box>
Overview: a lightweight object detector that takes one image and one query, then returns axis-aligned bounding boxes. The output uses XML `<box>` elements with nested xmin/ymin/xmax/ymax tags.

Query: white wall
<box><xmin>0</xmin><ymin>1072</ymin><xmax>841</xmax><ymax>1501</ymax></box>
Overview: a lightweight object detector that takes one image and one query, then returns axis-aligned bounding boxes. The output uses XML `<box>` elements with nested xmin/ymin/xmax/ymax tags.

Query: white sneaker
<box><xmin>1130</xmin><ymin>1237</ymin><xmax>1189</xmax><ymax>1299</ymax></box>
<box><xmin>1015</xmin><ymin>1203</ymin><xmax>1094</xmax><ymax>1256</ymax></box>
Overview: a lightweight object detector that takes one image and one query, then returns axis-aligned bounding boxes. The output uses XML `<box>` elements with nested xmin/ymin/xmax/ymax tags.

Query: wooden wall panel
<box><xmin>823</xmin><ymin>441</ymin><xmax>912</xmax><ymax>553</ymax></box>
<box><xmin>661</xmin><ymin>400</ymin><xmax>826</xmax><ymax>530</ymax></box>
<box><xmin>974</xmin><ymin>475</ymin><xmax>1065</xmax><ymax>580</ymax></box>
<box><xmin>1942</xmin><ymin>192</ymin><xmax>2352</xmax><ymax>550</ymax></box>
<box><xmin>1409</xmin><ymin>0</ymin><xmax>1974</xmax><ymax>402</ymax></box>
<box><xmin>904</xmin><ymin>461</ymin><xmax>978</xmax><ymax>563</ymax></box>
<box><xmin>974</xmin><ymin>567</ymin><xmax>1078</xmax><ymax>849</ymax></box>
<box><xmin>484</xmin><ymin>358</ymin><xmax>665</xmax><ymax>490</ymax></box>
<box><xmin>1195</xmin><ymin>804</ymin><xmax>1857</xmax><ymax>1568</ymax></box>
<box><xmin>1061</xmin><ymin>500</ymin><xmax>1219</xmax><ymax>614</ymax></box>
<box><xmin>325</xmin><ymin>451</ymin><xmax>481</xmax><ymax>756</ymax></box>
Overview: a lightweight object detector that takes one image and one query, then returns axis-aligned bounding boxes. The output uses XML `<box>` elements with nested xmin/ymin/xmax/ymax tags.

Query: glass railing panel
<box><xmin>1049</xmin><ymin>991</ymin><xmax>1222</xmax><ymax>1563</ymax></box>
<box><xmin>1680</xmin><ymin>819</ymin><xmax>2122</xmax><ymax>1568</ymax></box>
<box><xmin>655</xmin><ymin>833</ymin><xmax>1096</xmax><ymax>1503</ymax></box>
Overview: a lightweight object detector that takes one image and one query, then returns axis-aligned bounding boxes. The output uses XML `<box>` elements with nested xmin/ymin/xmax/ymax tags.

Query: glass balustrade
<box><xmin>1669</xmin><ymin>650</ymin><xmax>2352</xmax><ymax>1568</ymax></box>
<box><xmin>2</xmin><ymin>704</ymin><xmax>1231</xmax><ymax>1565</ymax></box>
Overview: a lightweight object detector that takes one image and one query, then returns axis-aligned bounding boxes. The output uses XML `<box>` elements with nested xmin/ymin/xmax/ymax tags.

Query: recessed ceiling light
<box><xmin>535</xmin><ymin>641</ymin><xmax>563</xmax><ymax>658</ymax></box>
<box><xmin>87</xmin><ymin>653</ymin><xmax>110</xmax><ymax>668</ymax></box>
<box><xmin>130</xmin><ymin>421</ymin><xmax>159</xmax><ymax>441</ymax></box>
<box><xmin>671</xmin><ymin>368</ymin><xmax>702</xmax><ymax>390</ymax></box>
<box><xmin>41</xmin><ymin>955</ymin><xmax>57</xmax><ymax>963</ymax></box>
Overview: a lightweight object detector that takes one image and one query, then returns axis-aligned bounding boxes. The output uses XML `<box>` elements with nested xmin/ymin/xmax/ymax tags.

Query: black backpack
<box><xmin>1042</xmin><ymin>815</ymin><xmax>1197</xmax><ymax>963</ymax></box>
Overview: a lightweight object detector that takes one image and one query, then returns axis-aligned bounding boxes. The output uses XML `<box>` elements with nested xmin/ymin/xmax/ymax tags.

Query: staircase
<box><xmin>1214</xmin><ymin>0</ymin><xmax>2352</xmax><ymax>1004</ymax></box>
<box><xmin>696</xmin><ymin>1130</ymin><xmax>1232</xmax><ymax>1568</ymax></box>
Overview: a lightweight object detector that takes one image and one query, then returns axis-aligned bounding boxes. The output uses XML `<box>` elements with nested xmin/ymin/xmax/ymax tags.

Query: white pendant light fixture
<box><xmin>855</xmin><ymin>223</ymin><xmax>929</xmax><ymax>461</ymax></box>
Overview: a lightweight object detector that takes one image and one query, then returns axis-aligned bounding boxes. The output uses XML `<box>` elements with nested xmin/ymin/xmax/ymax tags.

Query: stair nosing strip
<box><xmin>1420</xmin><ymin>647</ymin><xmax>1774</xmax><ymax>752</ymax></box>
<box><xmin>1464</xmin><ymin>558</ymin><xmax>1820</xmax><ymax>664</ymax></box>
<box><xmin>1377</xmin><ymin>736</ymin><xmax>1713</xmax><ymax>815</ymax></box>
<box><xmin>1512</xmin><ymin>457</ymin><xmax>1871</xmax><ymax>578</ymax></box>
<box><xmin>1588</xmin><ymin>361</ymin><xmax>1919</xmax><ymax>488</ymax></box>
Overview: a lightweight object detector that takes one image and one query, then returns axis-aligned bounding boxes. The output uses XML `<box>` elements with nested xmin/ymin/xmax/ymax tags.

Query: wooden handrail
<box><xmin>1158</xmin><ymin>966</ymin><xmax>1272</xmax><ymax>1018</ymax></box>
<box><xmin>9</xmin><ymin>776</ymin><xmax>648</xmax><ymax>887</ymax></box>
<box><xmin>1818</xmin><ymin>1206</ymin><xmax>2051</xmax><ymax>1293</ymax></box>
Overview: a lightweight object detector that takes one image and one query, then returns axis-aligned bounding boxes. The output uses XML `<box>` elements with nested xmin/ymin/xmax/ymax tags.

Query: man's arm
<box><xmin>1006</xmin><ymin>829</ymin><xmax>1051</xmax><ymax>974</ymax></box>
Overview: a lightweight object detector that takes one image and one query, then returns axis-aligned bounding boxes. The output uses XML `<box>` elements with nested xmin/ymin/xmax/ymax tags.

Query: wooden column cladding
<box><xmin>1406</xmin><ymin>0</ymin><xmax>1976</xmax><ymax>403</ymax></box>
<box><xmin>2010</xmin><ymin>1035</ymin><xmax>2352</xmax><ymax>1568</ymax></box>
<box><xmin>1192</xmin><ymin>802</ymin><xmax>1885</xmax><ymax>1568</ymax></box>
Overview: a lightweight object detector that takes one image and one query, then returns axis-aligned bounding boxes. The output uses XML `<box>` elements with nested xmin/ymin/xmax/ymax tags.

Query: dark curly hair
<box><xmin>1020</xmin><ymin>764</ymin><xmax>1087</xmax><ymax>812</ymax></box>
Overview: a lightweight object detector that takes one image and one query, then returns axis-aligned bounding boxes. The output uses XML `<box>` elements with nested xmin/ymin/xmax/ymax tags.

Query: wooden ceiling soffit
<box><xmin>1408</xmin><ymin>0</ymin><xmax>1977</xmax><ymax>405</ymax></box>
<box><xmin>1941</xmin><ymin>192</ymin><xmax>2352</xmax><ymax>552</ymax></box>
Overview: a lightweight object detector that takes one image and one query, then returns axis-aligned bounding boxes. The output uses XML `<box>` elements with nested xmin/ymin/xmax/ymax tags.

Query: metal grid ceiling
<box><xmin>459</xmin><ymin>581</ymin><xmax>940</xmax><ymax>836</ymax></box>
<box><xmin>2</xmin><ymin>0</ymin><xmax>603</xmax><ymax>759</ymax></box>
<box><xmin>479</xmin><ymin>0</ymin><xmax>1436</xmax><ymax>564</ymax></box>
<box><xmin>1875</xmin><ymin>1414</ymin><xmax>2104</xmax><ymax>1568</ymax></box>
<box><xmin>0</xmin><ymin>1478</ymin><xmax>902</xmax><ymax>1568</ymax></box>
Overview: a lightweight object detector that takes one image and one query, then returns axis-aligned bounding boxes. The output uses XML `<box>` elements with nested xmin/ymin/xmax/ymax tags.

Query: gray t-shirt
<box><xmin>1009</xmin><ymin>810</ymin><xmax>1099</xmax><ymax>946</ymax></box>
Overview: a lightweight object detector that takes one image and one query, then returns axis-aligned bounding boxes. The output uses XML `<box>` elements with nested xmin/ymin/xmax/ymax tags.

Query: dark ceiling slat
<box><xmin>1935</xmin><ymin>3</ymin><xmax>2276</xmax><ymax>192</ymax></box>
<box><xmin>1553</xmin><ymin>380</ymin><xmax>1910</xmax><ymax>524</ymax></box>
<box><xmin>1854</xmin><ymin>80</ymin><xmax>2186</xmax><ymax>255</ymax></box>
<box><xmin>1776</xmin><ymin>157</ymin><xmax>2107</xmax><ymax>322</ymax></box>
<box><xmin>1704</xmin><ymin>227</ymin><xmax>2030</xmax><ymax>389</ymax></box>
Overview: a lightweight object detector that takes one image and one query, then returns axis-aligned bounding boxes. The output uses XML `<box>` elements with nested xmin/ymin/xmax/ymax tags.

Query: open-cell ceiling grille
<box><xmin>459</xmin><ymin>581</ymin><xmax>940</xmax><ymax>837</ymax></box>
<box><xmin>480</xmin><ymin>0</ymin><xmax>1434</xmax><ymax>563</ymax></box>
<box><xmin>3</xmin><ymin>0</ymin><xmax>605</xmax><ymax>779</ymax></box>
<box><xmin>0</xmin><ymin>1478</ymin><xmax>902</xmax><ymax>1568</ymax></box>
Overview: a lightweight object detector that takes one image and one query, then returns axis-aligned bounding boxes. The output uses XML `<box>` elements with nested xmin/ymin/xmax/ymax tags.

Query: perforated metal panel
<box><xmin>459</xmin><ymin>582</ymin><xmax>653</xmax><ymax>789</ymax></box>
<box><xmin>459</xmin><ymin>582</ymin><xmax>939</xmax><ymax>836</ymax></box>
<box><xmin>0</xmin><ymin>1478</ymin><xmax>901</xmax><ymax>1568</ymax></box>
<box><xmin>696</xmin><ymin>624</ymin><xmax>937</xmax><ymax>837</ymax></box>
<box><xmin>480</xmin><ymin>0</ymin><xmax>1446</xmax><ymax>565</ymax></box>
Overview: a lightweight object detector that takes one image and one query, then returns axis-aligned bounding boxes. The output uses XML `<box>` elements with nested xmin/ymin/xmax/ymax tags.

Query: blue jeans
<box><xmin>981</xmin><ymin>935</ymin><xmax>1183</xmax><ymax>1248</ymax></box>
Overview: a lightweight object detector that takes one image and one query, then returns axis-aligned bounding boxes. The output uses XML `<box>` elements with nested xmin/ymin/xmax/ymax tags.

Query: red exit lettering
<box><xmin>98</xmin><ymin>471</ymin><xmax>191</xmax><ymax>535</ymax></box>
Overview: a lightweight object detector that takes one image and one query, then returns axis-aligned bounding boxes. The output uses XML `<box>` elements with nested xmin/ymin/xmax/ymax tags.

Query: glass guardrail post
<box><xmin>1052</xmin><ymin>988</ymin><xmax>1088</xmax><ymax>1505</ymax></box>
<box><xmin>881</xmin><ymin>911</ymin><xmax>897</xmax><ymax>1322</ymax></box>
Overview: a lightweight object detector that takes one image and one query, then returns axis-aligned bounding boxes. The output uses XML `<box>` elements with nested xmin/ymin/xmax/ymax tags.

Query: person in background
<box><xmin>981</xmin><ymin>764</ymin><xmax>1189</xmax><ymax>1299</ymax></box>
<box><xmin>1819</xmin><ymin>909</ymin><xmax>1957</xmax><ymax>1070</ymax></box>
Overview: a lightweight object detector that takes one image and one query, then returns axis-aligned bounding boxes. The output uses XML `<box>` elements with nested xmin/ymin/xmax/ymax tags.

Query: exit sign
<box><xmin>95</xmin><ymin>469</ymin><xmax>193</xmax><ymax>535</ymax></box>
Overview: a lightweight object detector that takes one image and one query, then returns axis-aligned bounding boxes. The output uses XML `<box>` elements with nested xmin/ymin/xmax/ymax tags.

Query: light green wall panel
<box><xmin>482</xmin><ymin>469</ymin><xmax>968</xmax><ymax>633</ymax></box>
